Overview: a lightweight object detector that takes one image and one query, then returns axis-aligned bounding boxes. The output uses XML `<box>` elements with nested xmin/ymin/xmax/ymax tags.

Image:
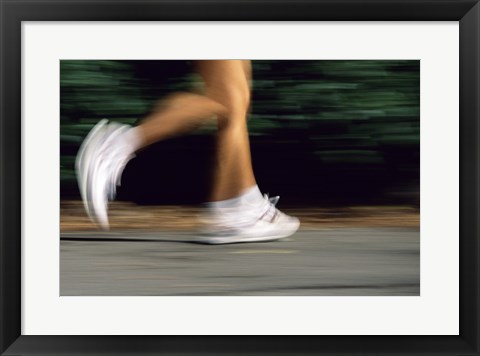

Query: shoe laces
<box><xmin>258</xmin><ymin>194</ymin><xmax>281</xmax><ymax>223</ymax></box>
<box><xmin>203</xmin><ymin>194</ymin><xmax>281</xmax><ymax>228</ymax></box>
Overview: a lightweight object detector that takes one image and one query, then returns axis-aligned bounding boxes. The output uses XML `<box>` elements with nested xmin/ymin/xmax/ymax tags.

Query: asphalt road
<box><xmin>60</xmin><ymin>228</ymin><xmax>420</xmax><ymax>296</ymax></box>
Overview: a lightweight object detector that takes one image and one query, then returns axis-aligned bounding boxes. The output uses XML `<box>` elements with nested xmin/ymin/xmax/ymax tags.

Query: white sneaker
<box><xmin>76</xmin><ymin>120</ymin><xmax>133</xmax><ymax>230</ymax></box>
<box><xmin>75</xmin><ymin>119</ymin><xmax>108</xmax><ymax>223</ymax></box>
<box><xmin>198</xmin><ymin>195</ymin><xmax>300</xmax><ymax>244</ymax></box>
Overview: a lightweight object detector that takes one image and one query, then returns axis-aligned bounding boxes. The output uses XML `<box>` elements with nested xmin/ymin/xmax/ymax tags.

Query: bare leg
<box><xmin>196</xmin><ymin>60</ymin><xmax>257</xmax><ymax>201</ymax></box>
<box><xmin>137</xmin><ymin>92</ymin><xmax>227</xmax><ymax>148</ymax></box>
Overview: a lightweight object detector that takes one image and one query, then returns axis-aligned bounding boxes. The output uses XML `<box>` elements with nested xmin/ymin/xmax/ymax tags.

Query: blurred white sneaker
<box><xmin>75</xmin><ymin>119</ymin><xmax>108</xmax><ymax>223</ymax></box>
<box><xmin>198</xmin><ymin>195</ymin><xmax>300</xmax><ymax>244</ymax></box>
<box><xmin>77</xmin><ymin>120</ymin><xmax>134</xmax><ymax>230</ymax></box>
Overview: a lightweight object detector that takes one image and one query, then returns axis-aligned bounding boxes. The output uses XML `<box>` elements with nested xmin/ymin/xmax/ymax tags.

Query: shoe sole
<box><xmin>197</xmin><ymin>219</ymin><xmax>300</xmax><ymax>245</ymax></box>
<box><xmin>75</xmin><ymin>119</ymin><xmax>108</xmax><ymax>224</ymax></box>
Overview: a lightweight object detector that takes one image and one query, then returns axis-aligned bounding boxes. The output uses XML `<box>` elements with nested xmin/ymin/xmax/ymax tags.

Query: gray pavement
<box><xmin>60</xmin><ymin>228</ymin><xmax>420</xmax><ymax>296</ymax></box>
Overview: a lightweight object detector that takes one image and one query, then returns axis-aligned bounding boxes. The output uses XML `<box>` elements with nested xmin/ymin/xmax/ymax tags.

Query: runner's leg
<box><xmin>195</xmin><ymin>60</ymin><xmax>257</xmax><ymax>202</ymax></box>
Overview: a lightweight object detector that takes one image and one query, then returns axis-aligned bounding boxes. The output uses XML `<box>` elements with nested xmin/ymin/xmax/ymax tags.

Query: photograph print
<box><xmin>60</xmin><ymin>60</ymin><xmax>420</xmax><ymax>296</ymax></box>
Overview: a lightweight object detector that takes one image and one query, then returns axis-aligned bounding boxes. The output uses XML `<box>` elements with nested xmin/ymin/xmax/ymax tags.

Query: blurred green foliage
<box><xmin>60</xmin><ymin>60</ymin><xmax>419</xmax><ymax>204</ymax></box>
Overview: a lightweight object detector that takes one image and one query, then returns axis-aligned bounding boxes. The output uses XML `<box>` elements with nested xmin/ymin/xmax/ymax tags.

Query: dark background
<box><xmin>60</xmin><ymin>60</ymin><xmax>420</xmax><ymax>207</ymax></box>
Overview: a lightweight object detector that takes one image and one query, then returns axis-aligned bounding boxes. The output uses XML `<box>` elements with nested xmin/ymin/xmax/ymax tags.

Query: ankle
<box><xmin>208</xmin><ymin>185</ymin><xmax>263</xmax><ymax>211</ymax></box>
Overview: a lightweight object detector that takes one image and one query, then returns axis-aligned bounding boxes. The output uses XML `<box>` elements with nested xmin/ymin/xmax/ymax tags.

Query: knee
<box><xmin>229</xmin><ymin>83</ymin><xmax>251</xmax><ymax>112</ymax></box>
<box><xmin>206</xmin><ymin>80</ymin><xmax>251</xmax><ymax>117</ymax></box>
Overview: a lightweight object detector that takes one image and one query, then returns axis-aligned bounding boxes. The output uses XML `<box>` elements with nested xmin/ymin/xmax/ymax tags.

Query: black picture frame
<box><xmin>1</xmin><ymin>0</ymin><xmax>478</xmax><ymax>355</ymax></box>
